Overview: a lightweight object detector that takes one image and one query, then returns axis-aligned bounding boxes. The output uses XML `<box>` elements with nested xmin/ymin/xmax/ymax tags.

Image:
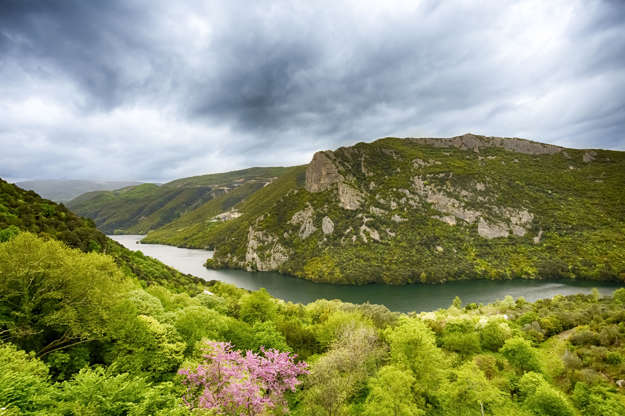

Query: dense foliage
<box><xmin>0</xmin><ymin>178</ymin><xmax>209</xmax><ymax>293</ymax></box>
<box><xmin>2</xmin><ymin>231</ymin><xmax>625</xmax><ymax>414</ymax></box>
<box><xmin>68</xmin><ymin>167</ymin><xmax>289</xmax><ymax>234</ymax></box>
<box><xmin>146</xmin><ymin>136</ymin><xmax>625</xmax><ymax>285</ymax></box>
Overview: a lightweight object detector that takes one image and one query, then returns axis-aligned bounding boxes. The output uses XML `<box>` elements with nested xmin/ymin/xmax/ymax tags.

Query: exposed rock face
<box><xmin>305</xmin><ymin>151</ymin><xmax>343</xmax><ymax>192</ymax></box>
<box><xmin>289</xmin><ymin>204</ymin><xmax>317</xmax><ymax>239</ymax></box>
<box><xmin>412</xmin><ymin>176</ymin><xmax>481</xmax><ymax>224</ymax></box>
<box><xmin>322</xmin><ymin>216</ymin><xmax>334</xmax><ymax>235</ymax></box>
<box><xmin>434</xmin><ymin>215</ymin><xmax>457</xmax><ymax>226</ymax></box>
<box><xmin>338</xmin><ymin>182</ymin><xmax>363</xmax><ymax>210</ymax></box>
<box><xmin>478</xmin><ymin>218</ymin><xmax>510</xmax><ymax>239</ymax></box>
<box><xmin>245</xmin><ymin>227</ymin><xmax>289</xmax><ymax>271</ymax></box>
<box><xmin>409</xmin><ymin>133</ymin><xmax>564</xmax><ymax>156</ymax></box>
<box><xmin>411</xmin><ymin>175</ymin><xmax>534</xmax><ymax>238</ymax></box>
<box><xmin>359</xmin><ymin>223</ymin><xmax>380</xmax><ymax>242</ymax></box>
<box><xmin>391</xmin><ymin>214</ymin><xmax>407</xmax><ymax>223</ymax></box>
<box><xmin>583</xmin><ymin>151</ymin><xmax>597</xmax><ymax>163</ymax></box>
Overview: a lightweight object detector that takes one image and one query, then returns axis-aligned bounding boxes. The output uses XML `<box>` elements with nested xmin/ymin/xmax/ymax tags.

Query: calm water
<box><xmin>110</xmin><ymin>235</ymin><xmax>623</xmax><ymax>313</ymax></box>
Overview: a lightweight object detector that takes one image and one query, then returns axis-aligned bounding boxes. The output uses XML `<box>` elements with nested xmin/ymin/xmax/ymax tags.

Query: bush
<box><xmin>500</xmin><ymin>337</ymin><xmax>541</xmax><ymax>373</ymax></box>
<box><xmin>480</xmin><ymin>320</ymin><xmax>511</xmax><ymax>352</ymax></box>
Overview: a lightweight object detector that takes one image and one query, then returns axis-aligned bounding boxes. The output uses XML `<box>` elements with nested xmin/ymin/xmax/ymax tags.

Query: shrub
<box><xmin>500</xmin><ymin>337</ymin><xmax>541</xmax><ymax>373</ymax></box>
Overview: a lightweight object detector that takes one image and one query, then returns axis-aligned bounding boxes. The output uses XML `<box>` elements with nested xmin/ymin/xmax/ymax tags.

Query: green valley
<box><xmin>67</xmin><ymin>167</ymin><xmax>289</xmax><ymax>235</ymax></box>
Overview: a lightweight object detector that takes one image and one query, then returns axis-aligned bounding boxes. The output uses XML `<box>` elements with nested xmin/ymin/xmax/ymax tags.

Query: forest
<box><xmin>2</xmin><ymin>179</ymin><xmax>625</xmax><ymax>414</ymax></box>
<box><xmin>2</xmin><ymin>230</ymin><xmax>625</xmax><ymax>415</ymax></box>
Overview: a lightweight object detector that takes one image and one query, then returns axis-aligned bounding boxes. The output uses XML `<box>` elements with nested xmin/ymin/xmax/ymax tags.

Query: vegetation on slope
<box><xmin>67</xmin><ymin>167</ymin><xmax>289</xmax><ymax>234</ymax></box>
<box><xmin>145</xmin><ymin>135</ymin><xmax>625</xmax><ymax>285</ymax></box>
<box><xmin>143</xmin><ymin>165</ymin><xmax>307</xmax><ymax>247</ymax></box>
<box><xmin>2</xmin><ymin>230</ymin><xmax>625</xmax><ymax>414</ymax></box>
<box><xmin>0</xmin><ymin>178</ymin><xmax>207</xmax><ymax>293</ymax></box>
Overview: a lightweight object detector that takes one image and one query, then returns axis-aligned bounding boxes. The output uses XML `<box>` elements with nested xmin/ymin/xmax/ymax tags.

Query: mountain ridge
<box><xmin>144</xmin><ymin>133</ymin><xmax>624</xmax><ymax>285</ymax></box>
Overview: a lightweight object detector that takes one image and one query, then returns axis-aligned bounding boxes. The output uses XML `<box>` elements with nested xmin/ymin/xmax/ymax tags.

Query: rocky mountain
<box><xmin>16</xmin><ymin>179</ymin><xmax>142</xmax><ymax>202</ymax></box>
<box><xmin>144</xmin><ymin>134</ymin><xmax>625</xmax><ymax>285</ymax></box>
<box><xmin>67</xmin><ymin>167</ymin><xmax>288</xmax><ymax>234</ymax></box>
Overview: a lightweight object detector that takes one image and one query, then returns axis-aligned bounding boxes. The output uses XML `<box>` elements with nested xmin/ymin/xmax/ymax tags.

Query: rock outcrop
<box><xmin>305</xmin><ymin>151</ymin><xmax>343</xmax><ymax>192</ymax></box>
<box><xmin>245</xmin><ymin>227</ymin><xmax>289</xmax><ymax>271</ymax></box>
<box><xmin>409</xmin><ymin>133</ymin><xmax>564</xmax><ymax>156</ymax></box>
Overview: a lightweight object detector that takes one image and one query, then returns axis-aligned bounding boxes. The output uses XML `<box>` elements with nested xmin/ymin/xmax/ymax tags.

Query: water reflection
<box><xmin>110</xmin><ymin>235</ymin><xmax>623</xmax><ymax>313</ymax></box>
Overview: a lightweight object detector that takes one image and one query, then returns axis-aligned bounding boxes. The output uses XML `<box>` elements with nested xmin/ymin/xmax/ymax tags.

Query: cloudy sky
<box><xmin>1</xmin><ymin>0</ymin><xmax>624</xmax><ymax>182</ymax></box>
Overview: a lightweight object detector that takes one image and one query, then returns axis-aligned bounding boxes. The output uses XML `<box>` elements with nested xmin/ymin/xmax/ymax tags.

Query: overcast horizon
<box><xmin>2</xmin><ymin>0</ymin><xmax>625</xmax><ymax>183</ymax></box>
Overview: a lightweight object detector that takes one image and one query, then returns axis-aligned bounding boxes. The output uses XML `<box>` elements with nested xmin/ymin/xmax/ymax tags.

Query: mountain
<box><xmin>15</xmin><ymin>179</ymin><xmax>143</xmax><ymax>202</ymax></box>
<box><xmin>0</xmin><ymin>178</ymin><xmax>207</xmax><ymax>292</ymax></box>
<box><xmin>67</xmin><ymin>167</ymin><xmax>289</xmax><ymax>234</ymax></box>
<box><xmin>144</xmin><ymin>134</ymin><xmax>625</xmax><ymax>285</ymax></box>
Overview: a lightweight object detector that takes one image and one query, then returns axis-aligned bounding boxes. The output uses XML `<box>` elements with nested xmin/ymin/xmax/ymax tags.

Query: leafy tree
<box><xmin>250</xmin><ymin>320</ymin><xmax>291</xmax><ymax>352</ymax></box>
<box><xmin>108</xmin><ymin>314</ymin><xmax>186</xmax><ymax>380</ymax></box>
<box><xmin>362</xmin><ymin>365</ymin><xmax>423</xmax><ymax>416</ymax></box>
<box><xmin>479</xmin><ymin>320</ymin><xmax>511</xmax><ymax>352</ymax></box>
<box><xmin>174</xmin><ymin>306</ymin><xmax>229</xmax><ymax>352</ymax></box>
<box><xmin>298</xmin><ymin>325</ymin><xmax>382</xmax><ymax>416</ymax></box>
<box><xmin>55</xmin><ymin>367</ymin><xmax>157</xmax><ymax>416</ymax></box>
<box><xmin>439</xmin><ymin>362</ymin><xmax>504</xmax><ymax>416</ymax></box>
<box><xmin>572</xmin><ymin>382</ymin><xmax>625</xmax><ymax>416</ymax></box>
<box><xmin>499</xmin><ymin>337</ymin><xmax>541</xmax><ymax>373</ymax></box>
<box><xmin>612</xmin><ymin>288</ymin><xmax>625</xmax><ymax>304</ymax></box>
<box><xmin>0</xmin><ymin>233</ymin><xmax>127</xmax><ymax>356</ymax></box>
<box><xmin>239</xmin><ymin>288</ymin><xmax>277</xmax><ymax>323</ymax></box>
<box><xmin>384</xmin><ymin>317</ymin><xmax>447</xmax><ymax>399</ymax></box>
<box><xmin>0</xmin><ymin>343</ymin><xmax>51</xmax><ymax>413</ymax></box>
<box><xmin>178</xmin><ymin>341</ymin><xmax>308</xmax><ymax>415</ymax></box>
<box><xmin>518</xmin><ymin>373</ymin><xmax>575</xmax><ymax>416</ymax></box>
<box><xmin>0</xmin><ymin>225</ymin><xmax>19</xmax><ymax>242</ymax></box>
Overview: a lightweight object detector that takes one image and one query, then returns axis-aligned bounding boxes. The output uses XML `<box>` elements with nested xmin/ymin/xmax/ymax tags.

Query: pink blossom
<box><xmin>178</xmin><ymin>341</ymin><xmax>308</xmax><ymax>415</ymax></box>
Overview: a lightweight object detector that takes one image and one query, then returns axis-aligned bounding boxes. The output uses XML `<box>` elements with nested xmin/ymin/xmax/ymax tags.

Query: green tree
<box><xmin>439</xmin><ymin>362</ymin><xmax>504</xmax><ymax>416</ymax></box>
<box><xmin>0</xmin><ymin>343</ymin><xmax>52</xmax><ymax>413</ymax></box>
<box><xmin>239</xmin><ymin>288</ymin><xmax>277</xmax><ymax>323</ymax></box>
<box><xmin>518</xmin><ymin>372</ymin><xmax>575</xmax><ymax>416</ymax></box>
<box><xmin>0</xmin><ymin>233</ymin><xmax>128</xmax><ymax>356</ymax></box>
<box><xmin>384</xmin><ymin>318</ymin><xmax>447</xmax><ymax>400</ymax></box>
<box><xmin>362</xmin><ymin>365</ymin><xmax>423</xmax><ymax>416</ymax></box>
<box><xmin>480</xmin><ymin>320</ymin><xmax>511</xmax><ymax>352</ymax></box>
<box><xmin>499</xmin><ymin>337</ymin><xmax>541</xmax><ymax>373</ymax></box>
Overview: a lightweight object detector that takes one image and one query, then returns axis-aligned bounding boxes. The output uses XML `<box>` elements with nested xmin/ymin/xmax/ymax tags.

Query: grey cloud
<box><xmin>0</xmin><ymin>0</ymin><xmax>624</xmax><ymax>182</ymax></box>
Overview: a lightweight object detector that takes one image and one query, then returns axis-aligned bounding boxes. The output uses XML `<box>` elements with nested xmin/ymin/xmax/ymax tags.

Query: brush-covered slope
<box><xmin>67</xmin><ymin>167</ymin><xmax>289</xmax><ymax>234</ymax></box>
<box><xmin>152</xmin><ymin>134</ymin><xmax>625</xmax><ymax>285</ymax></box>
<box><xmin>0</xmin><ymin>178</ymin><xmax>207</xmax><ymax>292</ymax></box>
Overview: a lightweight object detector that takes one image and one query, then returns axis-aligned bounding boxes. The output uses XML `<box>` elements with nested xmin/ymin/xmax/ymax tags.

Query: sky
<box><xmin>1</xmin><ymin>0</ymin><xmax>624</xmax><ymax>182</ymax></box>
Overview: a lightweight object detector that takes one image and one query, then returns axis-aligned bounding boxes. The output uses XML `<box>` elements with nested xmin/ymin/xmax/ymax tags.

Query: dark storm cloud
<box><xmin>1</xmin><ymin>0</ymin><xmax>624</xmax><ymax>181</ymax></box>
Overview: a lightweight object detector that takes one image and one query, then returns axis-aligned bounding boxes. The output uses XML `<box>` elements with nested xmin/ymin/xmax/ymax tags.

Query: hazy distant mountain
<box><xmin>16</xmin><ymin>180</ymin><xmax>143</xmax><ymax>202</ymax></box>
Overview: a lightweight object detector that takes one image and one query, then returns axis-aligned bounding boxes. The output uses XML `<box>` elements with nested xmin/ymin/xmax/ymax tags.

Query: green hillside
<box><xmin>0</xmin><ymin>178</ymin><xmax>207</xmax><ymax>293</ymax></box>
<box><xmin>3</xmin><ymin>230</ymin><xmax>625</xmax><ymax>414</ymax></box>
<box><xmin>67</xmin><ymin>167</ymin><xmax>289</xmax><ymax>234</ymax></box>
<box><xmin>146</xmin><ymin>134</ymin><xmax>625</xmax><ymax>285</ymax></box>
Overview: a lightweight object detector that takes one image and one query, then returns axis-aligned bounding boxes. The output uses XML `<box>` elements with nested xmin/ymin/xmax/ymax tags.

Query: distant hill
<box><xmin>143</xmin><ymin>134</ymin><xmax>625</xmax><ymax>285</ymax></box>
<box><xmin>16</xmin><ymin>179</ymin><xmax>143</xmax><ymax>202</ymax></box>
<box><xmin>67</xmin><ymin>167</ymin><xmax>290</xmax><ymax>234</ymax></box>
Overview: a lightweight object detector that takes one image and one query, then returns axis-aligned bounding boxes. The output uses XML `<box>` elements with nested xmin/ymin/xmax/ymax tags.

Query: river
<box><xmin>110</xmin><ymin>235</ymin><xmax>623</xmax><ymax>313</ymax></box>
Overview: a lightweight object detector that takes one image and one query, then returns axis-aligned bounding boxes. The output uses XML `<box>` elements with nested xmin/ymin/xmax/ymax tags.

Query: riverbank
<box><xmin>110</xmin><ymin>235</ymin><xmax>624</xmax><ymax>313</ymax></box>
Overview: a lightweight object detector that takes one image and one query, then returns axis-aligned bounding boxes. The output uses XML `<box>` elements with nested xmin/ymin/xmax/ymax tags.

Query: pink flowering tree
<box><xmin>178</xmin><ymin>341</ymin><xmax>308</xmax><ymax>415</ymax></box>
